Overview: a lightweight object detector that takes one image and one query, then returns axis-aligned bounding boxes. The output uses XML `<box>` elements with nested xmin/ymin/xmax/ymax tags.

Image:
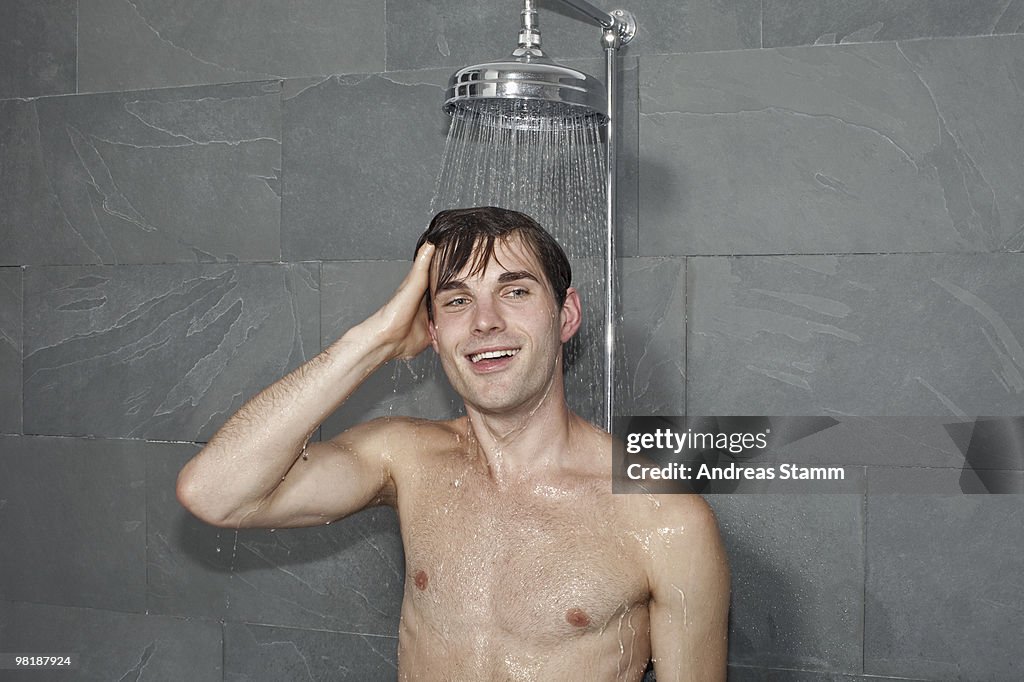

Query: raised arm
<box><xmin>647</xmin><ymin>496</ymin><xmax>730</xmax><ymax>681</ymax></box>
<box><xmin>175</xmin><ymin>243</ymin><xmax>435</xmax><ymax>529</ymax></box>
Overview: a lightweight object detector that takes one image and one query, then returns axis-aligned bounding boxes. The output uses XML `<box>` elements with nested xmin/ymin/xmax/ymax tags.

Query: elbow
<box><xmin>175</xmin><ymin>467</ymin><xmax>239</xmax><ymax>529</ymax></box>
<box><xmin>175</xmin><ymin>469</ymin><xmax>211</xmax><ymax>524</ymax></box>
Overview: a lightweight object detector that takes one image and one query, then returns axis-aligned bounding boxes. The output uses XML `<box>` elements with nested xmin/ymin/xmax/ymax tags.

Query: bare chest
<box><xmin>397</xmin><ymin>472</ymin><xmax>649</xmax><ymax>645</ymax></box>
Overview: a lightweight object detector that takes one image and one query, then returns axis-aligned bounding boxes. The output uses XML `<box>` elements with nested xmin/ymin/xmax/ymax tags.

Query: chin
<box><xmin>465</xmin><ymin>382</ymin><xmax>555</xmax><ymax>417</ymax></box>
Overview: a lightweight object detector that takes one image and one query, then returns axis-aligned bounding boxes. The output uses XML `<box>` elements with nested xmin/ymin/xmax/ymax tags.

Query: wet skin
<box><xmin>177</xmin><ymin>237</ymin><xmax>729</xmax><ymax>680</ymax></box>
<box><xmin>341</xmin><ymin>412</ymin><xmax>724</xmax><ymax>681</ymax></box>
<box><xmin>388</xmin><ymin>417</ymin><xmax>652</xmax><ymax>680</ymax></box>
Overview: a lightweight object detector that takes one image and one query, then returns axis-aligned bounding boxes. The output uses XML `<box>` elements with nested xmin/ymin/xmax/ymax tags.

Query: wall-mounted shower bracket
<box><xmin>602</xmin><ymin>9</ymin><xmax>637</xmax><ymax>49</ymax></box>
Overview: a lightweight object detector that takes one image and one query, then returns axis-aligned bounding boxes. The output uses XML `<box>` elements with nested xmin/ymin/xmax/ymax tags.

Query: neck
<box><xmin>462</xmin><ymin>374</ymin><xmax>581</xmax><ymax>483</ymax></box>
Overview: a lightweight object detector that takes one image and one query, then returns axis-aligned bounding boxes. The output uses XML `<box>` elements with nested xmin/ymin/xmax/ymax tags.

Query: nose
<box><xmin>472</xmin><ymin>294</ymin><xmax>506</xmax><ymax>335</ymax></box>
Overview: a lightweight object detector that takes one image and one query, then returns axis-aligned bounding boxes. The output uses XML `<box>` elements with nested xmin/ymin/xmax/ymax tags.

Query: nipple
<box><xmin>414</xmin><ymin>570</ymin><xmax>429</xmax><ymax>591</ymax></box>
<box><xmin>566</xmin><ymin>608</ymin><xmax>591</xmax><ymax>628</ymax></box>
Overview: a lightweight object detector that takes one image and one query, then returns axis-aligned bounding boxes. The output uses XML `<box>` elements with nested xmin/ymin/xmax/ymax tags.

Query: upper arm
<box><xmin>231</xmin><ymin>419</ymin><xmax>399</xmax><ymax>529</ymax></box>
<box><xmin>647</xmin><ymin>497</ymin><xmax>730</xmax><ymax>681</ymax></box>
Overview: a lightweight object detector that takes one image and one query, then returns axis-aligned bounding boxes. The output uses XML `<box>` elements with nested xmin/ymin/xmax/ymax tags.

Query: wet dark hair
<box><xmin>415</xmin><ymin>207</ymin><xmax>572</xmax><ymax>318</ymax></box>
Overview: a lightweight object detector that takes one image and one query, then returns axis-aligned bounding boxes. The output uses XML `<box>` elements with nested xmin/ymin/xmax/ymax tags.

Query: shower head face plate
<box><xmin>444</xmin><ymin>58</ymin><xmax>608</xmax><ymax>131</ymax></box>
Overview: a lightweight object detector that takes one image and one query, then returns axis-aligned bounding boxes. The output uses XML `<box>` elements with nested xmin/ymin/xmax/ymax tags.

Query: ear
<box><xmin>428</xmin><ymin>317</ymin><xmax>440</xmax><ymax>352</ymax></box>
<box><xmin>559</xmin><ymin>287</ymin><xmax>582</xmax><ymax>343</ymax></box>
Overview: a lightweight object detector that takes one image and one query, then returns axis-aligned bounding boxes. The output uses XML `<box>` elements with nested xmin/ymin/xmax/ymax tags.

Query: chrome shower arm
<box><xmin>546</xmin><ymin>0</ymin><xmax>636</xmax><ymax>45</ymax></box>
<box><xmin>551</xmin><ymin>0</ymin><xmax>615</xmax><ymax>29</ymax></box>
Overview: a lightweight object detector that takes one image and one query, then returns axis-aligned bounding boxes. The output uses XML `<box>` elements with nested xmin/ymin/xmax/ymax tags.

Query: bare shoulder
<box><xmin>628</xmin><ymin>491</ymin><xmax>721</xmax><ymax>530</ymax></box>
<box><xmin>623</xmin><ymin>493</ymin><xmax>728</xmax><ymax>578</ymax></box>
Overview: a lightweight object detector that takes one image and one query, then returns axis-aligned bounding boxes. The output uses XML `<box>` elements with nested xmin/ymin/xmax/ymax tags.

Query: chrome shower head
<box><xmin>443</xmin><ymin>52</ymin><xmax>607</xmax><ymax>131</ymax></box>
<box><xmin>443</xmin><ymin>1</ymin><xmax>607</xmax><ymax>131</ymax></box>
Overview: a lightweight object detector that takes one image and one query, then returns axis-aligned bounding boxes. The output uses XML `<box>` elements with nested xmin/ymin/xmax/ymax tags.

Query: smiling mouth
<box><xmin>468</xmin><ymin>348</ymin><xmax>520</xmax><ymax>364</ymax></box>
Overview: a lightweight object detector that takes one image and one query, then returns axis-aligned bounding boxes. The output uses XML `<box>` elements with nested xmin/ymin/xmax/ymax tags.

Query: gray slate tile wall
<box><xmin>0</xmin><ymin>0</ymin><xmax>76</xmax><ymax>99</ymax></box>
<box><xmin>2</xmin><ymin>1</ymin><xmax>1023</xmax><ymax>680</ymax></box>
<box><xmin>0</xmin><ymin>269</ymin><xmax>21</xmax><ymax>433</ymax></box>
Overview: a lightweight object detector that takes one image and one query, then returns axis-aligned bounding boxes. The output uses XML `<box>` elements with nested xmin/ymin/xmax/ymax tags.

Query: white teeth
<box><xmin>470</xmin><ymin>349</ymin><xmax>519</xmax><ymax>363</ymax></box>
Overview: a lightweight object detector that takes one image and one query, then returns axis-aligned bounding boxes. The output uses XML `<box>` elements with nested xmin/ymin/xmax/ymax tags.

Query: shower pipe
<box><xmin>443</xmin><ymin>0</ymin><xmax>636</xmax><ymax>431</ymax></box>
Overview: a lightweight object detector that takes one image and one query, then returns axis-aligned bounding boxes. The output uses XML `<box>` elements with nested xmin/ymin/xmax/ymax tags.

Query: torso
<box><xmin>388</xmin><ymin>418</ymin><xmax>653</xmax><ymax>681</ymax></box>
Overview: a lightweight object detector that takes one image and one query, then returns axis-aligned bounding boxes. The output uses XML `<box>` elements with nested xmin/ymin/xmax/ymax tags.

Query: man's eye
<box><xmin>444</xmin><ymin>297</ymin><xmax>470</xmax><ymax>307</ymax></box>
<box><xmin>506</xmin><ymin>288</ymin><xmax>528</xmax><ymax>298</ymax></box>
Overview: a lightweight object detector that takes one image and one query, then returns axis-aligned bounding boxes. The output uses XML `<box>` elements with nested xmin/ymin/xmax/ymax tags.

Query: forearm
<box><xmin>176</xmin><ymin>321</ymin><xmax>395</xmax><ymax>526</ymax></box>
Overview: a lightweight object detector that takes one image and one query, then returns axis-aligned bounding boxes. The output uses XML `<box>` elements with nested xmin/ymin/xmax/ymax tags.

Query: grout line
<box><xmin>383</xmin><ymin>0</ymin><xmax>389</xmax><ymax>72</ymax></box>
<box><xmin>862</xmin><ymin>470</ymin><xmax>869</xmax><ymax>674</ymax></box>
<box><xmin>144</xmin><ymin>438</ymin><xmax>150</xmax><ymax>619</ymax></box>
<box><xmin>13</xmin><ymin>432</ymin><xmax>205</xmax><ymax>445</ymax></box>
<box><xmin>683</xmin><ymin>256</ymin><xmax>689</xmax><ymax>414</ymax></box>
<box><xmin>75</xmin><ymin>0</ymin><xmax>79</xmax><ymax>94</ymax></box>
<box><xmin>18</xmin><ymin>265</ymin><xmax>24</xmax><ymax>437</ymax></box>
<box><xmin>221</xmin><ymin>620</ymin><xmax>227</xmax><ymax>682</ymax></box>
<box><xmin>0</xmin><ymin>598</ymin><xmax>224</xmax><ymax>622</ymax></box>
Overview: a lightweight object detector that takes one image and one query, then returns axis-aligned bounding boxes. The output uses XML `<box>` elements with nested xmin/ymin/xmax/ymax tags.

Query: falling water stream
<box><xmin>430</xmin><ymin>107</ymin><xmax>610</xmax><ymax>425</ymax></box>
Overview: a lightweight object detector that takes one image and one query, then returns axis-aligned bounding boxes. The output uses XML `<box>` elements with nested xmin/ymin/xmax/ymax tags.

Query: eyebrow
<box><xmin>498</xmin><ymin>270</ymin><xmax>541</xmax><ymax>284</ymax></box>
<box><xmin>435</xmin><ymin>270</ymin><xmax>541</xmax><ymax>293</ymax></box>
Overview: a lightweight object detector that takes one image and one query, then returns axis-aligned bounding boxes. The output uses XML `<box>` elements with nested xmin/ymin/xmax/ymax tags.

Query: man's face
<box><xmin>428</xmin><ymin>236</ymin><xmax>580</xmax><ymax>415</ymax></box>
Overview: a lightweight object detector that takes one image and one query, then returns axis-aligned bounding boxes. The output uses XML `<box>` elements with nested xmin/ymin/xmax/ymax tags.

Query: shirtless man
<box><xmin>176</xmin><ymin>206</ymin><xmax>729</xmax><ymax>680</ymax></box>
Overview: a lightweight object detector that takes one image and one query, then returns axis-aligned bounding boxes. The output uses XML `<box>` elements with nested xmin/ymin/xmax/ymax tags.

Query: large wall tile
<box><xmin>282</xmin><ymin>72</ymin><xmax>449</xmax><ymax>261</ymax></box>
<box><xmin>385</xmin><ymin>0</ymin><xmax>760</xmax><ymax>72</ymax></box>
<box><xmin>0</xmin><ymin>82</ymin><xmax>281</xmax><ymax>266</ymax></box>
<box><xmin>23</xmin><ymin>263</ymin><xmax>319</xmax><ymax>441</ymax></box>
<box><xmin>639</xmin><ymin>37</ymin><xmax>1024</xmax><ymax>255</ymax></box>
<box><xmin>865</xmin><ymin>490</ymin><xmax>1024</xmax><ymax>679</ymax></box>
<box><xmin>0</xmin><ymin>436</ymin><xmax>147</xmax><ymax>612</ymax></box>
<box><xmin>764</xmin><ymin>0</ymin><xmax>1024</xmax><ymax>47</ymax></box>
<box><xmin>618</xmin><ymin>257</ymin><xmax>686</xmax><ymax>415</ymax></box>
<box><xmin>708</xmin><ymin>495</ymin><xmax>865</xmax><ymax>672</ymax></box>
<box><xmin>0</xmin><ymin>600</ymin><xmax>221</xmax><ymax>681</ymax></box>
<box><xmin>79</xmin><ymin>0</ymin><xmax>384</xmax><ymax>92</ymax></box>
<box><xmin>151</xmin><ymin>447</ymin><xmax>405</xmax><ymax>633</ymax></box>
<box><xmin>0</xmin><ymin>268</ymin><xmax>21</xmax><ymax>433</ymax></box>
<box><xmin>225</xmin><ymin>622</ymin><xmax>398</xmax><ymax>681</ymax></box>
<box><xmin>897</xmin><ymin>35</ymin><xmax>1024</xmax><ymax>252</ymax></box>
<box><xmin>687</xmin><ymin>254</ymin><xmax>1024</xmax><ymax>416</ymax></box>
<box><xmin>0</xmin><ymin>0</ymin><xmax>76</xmax><ymax>99</ymax></box>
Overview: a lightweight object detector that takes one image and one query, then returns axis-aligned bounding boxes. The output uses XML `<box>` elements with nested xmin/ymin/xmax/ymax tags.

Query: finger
<box><xmin>413</xmin><ymin>241</ymin><xmax>436</xmax><ymax>281</ymax></box>
<box><xmin>390</xmin><ymin>242</ymin><xmax>436</xmax><ymax>307</ymax></box>
<box><xmin>408</xmin><ymin>242</ymin><xmax>436</xmax><ymax>282</ymax></box>
<box><xmin>415</xmin><ymin>241</ymin><xmax>436</xmax><ymax>264</ymax></box>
